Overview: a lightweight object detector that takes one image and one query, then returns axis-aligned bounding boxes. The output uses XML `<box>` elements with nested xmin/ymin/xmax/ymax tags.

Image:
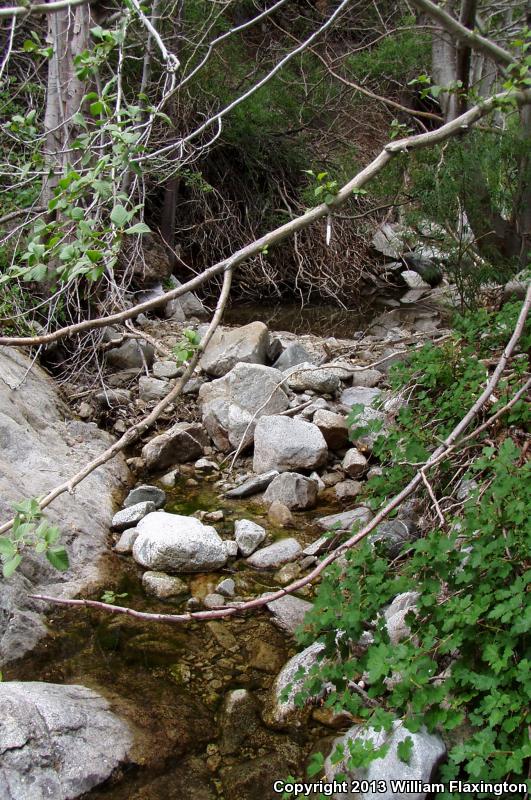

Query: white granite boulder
<box><xmin>253</xmin><ymin>416</ymin><xmax>328</xmax><ymax>473</ymax></box>
<box><xmin>132</xmin><ymin>512</ymin><xmax>227</xmax><ymax>572</ymax></box>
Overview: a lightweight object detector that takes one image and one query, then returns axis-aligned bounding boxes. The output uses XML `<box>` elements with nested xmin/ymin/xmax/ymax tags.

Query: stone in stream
<box><xmin>200</xmin><ymin>321</ymin><xmax>269</xmax><ymax>377</ymax></box>
<box><xmin>312</xmin><ymin>409</ymin><xmax>349</xmax><ymax>450</ymax></box>
<box><xmin>203</xmin><ymin>593</ymin><xmax>226</xmax><ymax>609</ymax></box>
<box><xmin>262</xmin><ymin>642</ymin><xmax>325</xmax><ymax>729</ymax></box>
<box><xmin>111</xmin><ymin>501</ymin><xmax>156</xmax><ymax>531</ymax></box>
<box><xmin>142</xmin><ymin>571</ymin><xmax>188</xmax><ymax>600</ymax></box>
<box><xmin>266</xmin><ymin>594</ymin><xmax>313</xmax><ymax>635</ymax></box>
<box><xmin>234</xmin><ymin>519</ymin><xmax>267</xmax><ymax>557</ymax></box>
<box><xmin>215</xmin><ymin>578</ymin><xmax>236</xmax><ymax>597</ymax></box>
<box><xmin>253</xmin><ymin>416</ymin><xmax>328</xmax><ymax>473</ymax></box>
<box><xmin>246</xmin><ymin>538</ymin><xmax>301</xmax><ymax>569</ymax></box>
<box><xmin>113</xmin><ymin>527</ymin><xmax>139</xmax><ymax>554</ymax></box>
<box><xmin>335</xmin><ymin>479</ymin><xmax>363</xmax><ymax>501</ymax></box>
<box><xmin>142</xmin><ymin>421</ymin><xmax>209</xmax><ymax>470</ymax></box>
<box><xmin>272</xmin><ymin>343</ymin><xmax>316</xmax><ymax>371</ymax></box>
<box><xmin>324</xmin><ymin>720</ymin><xmax>446</xmax><ymax>800</ymax></box>
<box><xmin>124</xmin><ymin>484</ymin><xmax>166</xmax><ymax>509</ymax></box>
<box><xmin>342</xmin><ymin>448</ymin><xmax>368</xmax><ymax>478</ymax></box>
<box><xmin>0</xmin><ymin>681</ymin><xmax>131</xmax><ymax>800</ymax></box>
<box><xmin>317</xmin><ymin>506</ymin><xmax>373</xmax><ymax>532</ymax></box>
<box><xmin>285</xmin><ymin>362</ymin><xmax>340</xmax><ymax>394</ymax></box>
<box><xmin>263</xmin><ymin>472</ymin><xmax>318</xmax><ymax>511</ymax></box>
<box><xmin>199</xmin><ymin>363</ymin><xmax>289</xmax><ymax>453</ymax></box>
<box><xmin>224</xmin><ymin>470</ymin><xmax>279</xmax><ymax>499</ymax></box>
<box><xmin>267</xmin><ymin>501</ymin><xmax>294</xmax><ymax>528</ymax></box>
<box><xmin>132</xmin><ymin>512</ymin><xmax>227</xmax><ymax>573</ymax></box>
<box><xmin>222</xmin><ymin>540</ymin><xmax>238</xmax><ymax>558</ymax></box>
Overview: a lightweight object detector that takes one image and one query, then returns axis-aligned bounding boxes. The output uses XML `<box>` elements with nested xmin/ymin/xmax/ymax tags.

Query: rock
<box><xmin>160</xmin><ymin>470</ymin><xmax>179</xmax><ymax>488</ymax></box>
<box><xmin>268</xmin><ymin>501</ymin><xmax>294</xmax><ymax>528</ymax></box>
<box><xmin>502</xmin><ymin>278</ymin><xmax>527</xmax><ymax>304</ymax></box>
<box><xmin>142</xmin><ymin>571</ymin><xmax>188</xmax><ymax>599</ymax></box>
<box><xmin>246</xmin><ymin>538</ymin><xmax>301</xmax><ymax>569</ymax></box>
<box><xmin>77</xmin><ymin>401</ymin><xmax>92</xmax><ymax>419</ymax></box>
<box><xmin>94</xmin><ymin>388</ymin><xmax>132</xmax><ymax>407</ymax></box>
<box><xmin>272</xmin><ymin>343</ymin><xmax>316</xmax><ymax>371</ymax></box>
<box><xmin>0</xmin><ymin>681</ymin><xmax>131</xmax><ymax>800</ymax></box>
<box><xmin>203</xmin><ymin>593</ymin><xmax>225</xmax><ymax>609</ymax></box>
<box><xmin>111</xmin><ymin>501</ymin><xmax>156</xmax><ymax>531</ymax></box>
<box><xmin>224</xmin><ymin>470</ymin><xmax>279</xmax><ymax>498</ymax></box>
<box><xmin>403</xmin><ymin>252</ymin><xmax>443</xmax><ymax>286</ymax></box>
<box><xmin>104</xmin><ymin>331</ymin><xmax>155</xmax><ymax>370</ymax></box>
<box><xmin>204</xmin><ymin>509</ymin><xmax>223</xmax><ymax>522</ymax></box>
<box><xmin>309</xmin><ymin>471</ymin><xmax>325</xmax><ymax>493</ymax></box>
<box><xmin>263</xmin><ymin>472</ymin><xmax>318</xmax><ymax>511</ymax></box>
<box><xmin>124</xmin><ymin>484</ymin><xmax>166</xmax><ymax>509</ymax></box>
<box><xmin>321</xmin><ymin>471</ymin><xmax>343</xmax><ymax>487</ymax></box>
<box><xmin>219</xmin><ymin>689</ymin><xmax>263</xmax><ymax>755</ymax></box>
<box><xmin>342</xmin><ymin>448</ymin><xmax>368</xmax><ymax>478</ymax></box>
<box><xmin>302</xmin><ymin>535</ymin><xmax>330</xmax><ymax>557</ymax></box>
<box><xmin>370</xmin><ymin>518</ymin><xmax>418</xmax><ymax>557</ymax></box>
<box><xmin>263</xmin><ymin>642</ymin><xmax>324</xmax><ymax>728</ymax></box>
<box><xmin>199</xmin><ymin>363</ymin><xmax>289</xmax><ymax>453</ymax></box>
<box><xmin>200</xmin><ymin>321</ymin><xmax>269</xmax><ymax>377</ymax></box>
<box><xmin>285</xmin><ymin>362</ymin><xmax>340</xmax><ymax>394</ymax></box>
<box><xmin>138</xmin><ymin>376</ymin><xmax>171</xmax><ymax>402</ymax></box>
<box><xmin>166</xmin><ymin>275</ymin><xmax>208</xmax><ymax>318</ymax></box>
<box><xmin>401</xmin><ymin>269</ymin><xmax>431</xmax><ymax>290</ymax></box>
<box><xmin>153</xmin><ymin>360</ymin><xmax>183</xmax><ymax>379</ymax></box>
<box><xmin>317</xmin><ymin>507</ymin><xmax>373</xmax><ymax>532</ymax></box>
<box><xmin>132</xmin><ymin>512</ymin><xmax>227</xmax><ymax>572</ymax></box>
<box><xmin>234</xmin><ymin>519</ymin><xmax>267</xmax><ymax>557</ymax></box>
<box><xmin>113</xmin><ymin>527</ymin><xmax>139</xmax><ymax>554</ymax></box>
<box><xmin>253</xmin><ymin>416</ymin><xmax>328</xmax><ymax>473</ymax></box>
<box><xmin>339</xmin><ymin>386</ymin><xmax>382</xmax><ymax>411</ymax></box>
<box><xmin>383</xmin><ymin>591</ymin><xmax>420</xmax><ymax>645</ymax></box>
<box><xmin>215</xmin><ymin>578</ymin><xmax>235</xmax><ymax>597</ymax></box>
<box><xmin>313</xmin><ymin>409</ymin><xmax>349</xmax><ymax>450</ymax></box>
<box><xmin>266</xmin><ymin>595</ymin><xmax>313</xmax><ymax>635</ymax></box>
<box><xmin>371</xmin><ymin>222</ymin><xmax>404</xmax><ymax>259</ymax></box>
<box><xmin>400</xmin><ymin>288</ymin><xmax>429</xmax><ymax>304</ymax></box>
<box><xmin>350</xmin><ymin>368</ymin><xmax>383</xmax><ymax>388</ymax></box>
<box><xmin>299</xmin><ymin>398</ymin><xmax>329</xmax><ymax>419</ymax></box>
<box><xmin>194</xmin><ymin>458</ymin><xmax>218</xmax><ymax>473</ymax></box>
<box><xmin>248</xmin><ymin>640</ymin><xmax>285</xmax><ymax>674</ymax></box>
<box><xmin>222</xmin><ymin>540</ymin><xmax>238</xmax><ymax>558</ymax></box>
<box><xmin>324</xmin><ymin>720</ymin><xmax>446</xmax><ymax>799</ymax></box>
<box><xmin>274</xmin><ymin>562</ymin><xmax>301</xmax><ymax>585</ymax></box>
<box><xmin>142</xmin><ymin>422</ymin><xmax>209</xmax><ymax>470</ymax></box>
<box><xmin>335</xmin><ymin>480</ymin><xmax>363</xmax><ymax>501</ymax></box>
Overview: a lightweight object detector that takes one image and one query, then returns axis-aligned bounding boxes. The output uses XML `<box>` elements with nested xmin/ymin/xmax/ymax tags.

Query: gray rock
<box><xmin>166</xmin><ymin>275</ymin><xmax>208</xmax><ymax>318</ymax></box>
<box><xmin>142</xmin><ymin>571</ymin><xmax>188</xmax><ymax>599</ymax></box>
<box><xmin>203</xmin><ymin>593</ymin><xmax>225</xmax><ymax>609</ymax></box>
<box><xmin>263</xmin><ymin>642</ymin><xmax>325</xmax><ymax>728</ymax></box>
<box><xmin>104</xmin><ymin>332</ymin><xmax>155</xmax><ymax>370</ymax></box>
<box><xmin>113</xmin><ymin>527</ymin><xmax>139</xmax><ymax>554</ymax></box>
<box><xmin>153</xmin><ymin>360</ymin><xmax>183</xmax><ymax>379</ymax></box>
<box><xmin>403</xmin><ymin>252</ymin><xmax>443</xmax><ymax>286</ymax></box>
<box><xmin>138</xmin><ymin>376</ymin><xmax>171</xmax><ymax>402</ymax></box>
<box><xmin>339</xmin><ymin>386</ymin><xmax>382</xmax><ymax>411</ymax></box>
<box><xmin>350</xmin><ymin>368</ymin><xmax>383</xmax><ymax>388</ymax></box>
<box><xmin>94</xmin><ymin>388</ymin><xmax>132</xmax><ymax>407</ymax></box>
<box><xmin>142</xmin><ymin>422</ymin><xmax>209</xmax><ymax>470</ymax></box>
<box><xmin>268</xmin><ymin>501</ymin><xmax>294</xmax><ymax>528</ymax></box>
<box><xmin>160</xmin><ymin>470</ymin><xmax>178</xmax><ymax>488</ymax></box>
<box><xmin>266</xmin><ymin>594</ymin><xmax>313</xmax><ymax>635</ymax></box>
<box><xmin>200</xmin><ymin>321</ymin><xmax>269</xmax><ymax>377</ymax></box>
<box><xmin>0</xmin><ymin>681</ymin><xmax>131</xmax><ymax>800</ymax></box>
<box><xmin>247</xmin><ymin>538</ymin><xmax>301</xmax><ymax>569</ymax></box>
<box><xmin>222</xmin><ymin>540</ymin><xmax>238</xmax><ymax>558</ymax></box>
<box><xmin>371</xmin><ymin>222</ymin><xmax>405</xmax><ymax>259</ymax></box>
<box><xmin>133</xmin><ymin>512</ymin><xmax>227</xmax><ymax>573</ymax></box>
<box><xmin>253</xmin><ymin>416</ymin><xmax>328</xmax><ymax>473</ymax></box>
<box><xmin>324</xmin><ymin>720</ymin><xmax>446</xmax><ymax>799</ymax></box>
<box><xmin>317</xmin><ymin>507</ymin><xmax>373</xmax><ymax>532</ymax></box>
<box><xmin>313</xmin><ymin>409</ymin><xmax>349</xmax><ymax>450</ymax></box>
<box><xmin>224</xmin><ymin>470</ymin><xmax>279</xmax><ymax>498</ymax></box>
<box><xmin>383</xmin><ymin>591</ymin><xmax>420</xmax><ymax>645</ymax></box>
<box><xmin>342</xmin><ymin>448</ymin><xmax>368</xmax><ymax>478</ymax></box>
<box><xmin>401</xmin><ymin>269</ymin><xmax>431</xmax><ymax>290</ymax></box>
<box><xmin>111</xmin><ymin>501</ymin><xmax>156</xmax><ymax>531</ymax></box>
<box><xmin>400</xmin><ymin>288</ymin><xmax>429</xmax><ymax>304</ymax></box>
<box><xmin>216</xmin><ymin>578</ymin><xmax>236</xmax><ymax>597</ymax></box>
<box><xmin>370</xmin><ymin>518</ymin><xmax>418</xmax><ymax>557</ymax></box>
<box><xmin>335</xmin><ymin>480</ymin><xmax>363</xmax><ymax>501</ymax></box>
<box><xmin>194</xmin><ymin>458</ymin><xmax>218</xmax><ymax>473</ymax></box>
<box><xmin>199</xmin><ymin>363</ymin><xmax>289</xmax><ymax>453</ymax></box>
<box><xmin>124</xmin><ymin>484</ymin><xmax>166</xmax><ymax>509</ymax></box>
<box><xmin>502</xmin><ymin>278</ymin><xmax>527</xmax><ymax>304</ymax></box>
<box><xmin>263</xmin><ymin>472</ymin><xmax>318</xmax><ymax>511</ymax></box>
<box><xmin>285</xmin><ymin>362</ymin><xmax>340</xmax><ymax>394</ymax></box>
<box><xmin>272</xmin><ymin>343</ymin><xmax>316</xmax><ymax>371</ymax></box>
<box><xmin>234</xmin><ymin>519</ymin><xmax>267</xmax><ymax>557</ymax></box>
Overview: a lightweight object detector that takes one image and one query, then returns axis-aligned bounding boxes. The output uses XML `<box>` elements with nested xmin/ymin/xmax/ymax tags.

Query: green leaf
<box><xmin>46</xmin><ymin>547</ymin><xmax>69</xmax><ymax>571</ymax></box>
<box><xmin>397</xmin><ymin>736</ymin><xmax>413</xmax><ymax>764</ymax></box>
<box><xmin>3</xmin><ymin>554</ymin><xmax>22</xmax><ymax>579</ymax></box>
<box><xmin>110</xmin><ymin>204</ymin><xmax>130</xmax><ymax>227</ymax></box>
<box><xmin>0</xmin><ymin>538</ymin><xmax>15</xmax><ymax>558</ymax></box>
<box><xmin>124</xmin><ymin>222</ymin><xmax>151</xmax><ymax>235</ymax></box>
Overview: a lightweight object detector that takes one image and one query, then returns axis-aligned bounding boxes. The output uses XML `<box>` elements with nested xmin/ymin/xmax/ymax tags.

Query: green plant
<box><xmin>0</xmin><ymin>499</ymin><xmax>69</xmax><ymax>578</ymax></box>
<box><xmin>100</xmin><ymin>590</ymin><xmax>128</xmax><ymax>604</ymax></box>
<box><xmin>173</xmin><ymin>328</ymin><xmax>201</xmax><ymax>364</ymax></box>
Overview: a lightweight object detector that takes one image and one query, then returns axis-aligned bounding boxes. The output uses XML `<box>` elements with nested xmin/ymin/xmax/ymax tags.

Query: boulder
<box><xmin>234</xmin><ymin>519</ymin><xmax>267</xmax><ymax>557</ymax></box>
<box><xmin>342</xmin><ymin>448</ymin><xmax>368</xmax><ymax>478</ymax></box>
<box><xmin>350</xmin><ymin>368</ymin><xmax>383</xmax><ymax>388</ymax></box>
<box><xmin>272</xmin><ymin>343</ymin><xmax>316</xmax><ymax>371</ymax></box>
<box><xmin>371</xmin><ymin>222</ymin><xmax>405</xmax><ymax>259</ymax></box>
<box><xmin>266</xmin><ymin>595</ymin><xmax>313</xmax><ymax>635</ymax></box>
<box><xmin>0</xmin><ymin>348</ymin><xmax>129</xmax><ymax>664</ymax></box>
<box><xmin>0</xmin><ymin>681</ymin><xmax>131</xmax><ymax>800</ymax></box>
<box><xmin>152</xmin><ymin>360</ymin><xmax>183</xmax><ymax>380</ymax></box>
<box><xmin>198</xmin><ymin>364</ymin><xmax>289</xmax><ymax>453</ymax></box>
<box><xmin>263</xmin><ymin>472</ymin><xmax>318</xmax><ymax>511</ymax></box>
<box><xmin>132</xmin><ymin>512</ymin><xmax>227</xmax><ymax>572</ymax></box>
<box><xmin>138</xmin><ymin>376</ymin><xmax>171</xmax><ymax>402</ymax></box>
<box><xmin>313</xmin><ymin>409</ymin><xmax>349</xmax><ymax>450</ymax></box>
<box><xmin>111</xmin><ymin>501</ymin><xmax>156</xmax><ymax>531</ymax></box>
<box><xmin>324</xmin><ymin>720</ymin><xmax>446</xmax><ymax>799</ymax></box>
<box><xmin>317</xmin><ymin>507</ymin><xmax>373</xmax><ymax>532</ymax></box>
<box><xmin>335</xmin><ymin>480</ymin><xmax>363</xmax><ymax>501</ymax></box>
<box><xmin>200</xmin><ymin>322</ymin><xmax>269</xmax><ymax>377</ymax></box>
<box><xmin>142</xmin><ymin>571</ymin><xmax>188</xmax><ymax>599</ymax></box>
<box><xmin>263</xmin><ymin>642</ymin><xmax>325</xmax><ymax>728</ymax></box>
<box><xmin>285</xmin><ymin>362</ymin><xmax>340</xmax><ymax>394</ymax></box>
<box><xmin>268</xmin><ymin>501</ymin><xmax>294</xmax><ymax>528</ymax></box>
<box><xmin>224</xmin><ymin>470</ymin><xmax>279</xmax><ymax>499</ymax></box>
<box><xmin>246</xmin><ymin>538</ymin><xmax>301</xmax><ymax>569</ymax></box>
<box><xmin>124</xmin><ymin>485</ymin><xmax>166</xmax><ymax>509</ymax></box>
<box><xmin>253</xmin><ymin>416</ymin><xmax>328</xmax><ymax>473</ymax></box>
<box><xmin>142</xmin><ymin>422</ymin><xmax>209</xmax><ymax>470</ymax></box>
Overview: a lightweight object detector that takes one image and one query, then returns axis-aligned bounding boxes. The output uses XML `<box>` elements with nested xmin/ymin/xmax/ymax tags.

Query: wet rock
<box><xmin>321</xmin><ymin>470</ymin><xmax>344</xmax><ymax>487</ymax></box>
<box><xmin>194</xmin><ymin>458</ymin><xmax>219</xmax><ymax>473</ymax></box>
<box><xmin>253</xmin><ymin>416</ymin><xmax>328</xmax><ymax>473</ymax></box>
<box><xmin>266</xmin><ymin>594</ymin><xmax>313</xmax><ymax>635</ymax></box>
<box><xmin>272</xmin><ymin>343</ymin><xmax>316</xmax><ymax>371</ymax></box>
<box><xmin>263</xmin><ymin>472</ymin><xmax>318</xmax><ymax>511</ymax></box>
<box><xmin>220</xmin><ymin>750</ymin><xmax>302</xmax><ymax>800</ymax></box>
<box><xmin>247</xmin><ymin>538</ymin><xmax>301</xmax><ymax>569</ymax></box>
<box><xmin>285</xmin><ymin>362</ymin><xmax>340</xmax><ymax>394</ymax></box>
<box><xmin>200</xmin><ymin>321</ymin><xmax>269</xmax><ymax>377</ymax></box>
<box><xmin>263</xmin><ymin>642</ymin><xmax>324</xmax><ymax>728</ymax></box>
<box><xmin>142</xmin><ymin>422</ymin><xmax>209</xmax><ymax>470</ymax></box>
<box><xmin>142</xmin><ymin>571</ymin><xmax>188</xmax><ymax>600</ymax></box>
<box><xmin>203</xmin><ymin>593</ymin><xmax>226</xmax><ymax>609</ymax></box>
<box><xmin>313</xmin><ymin>409</ymin><xmax>349</xmax><ymax>450</ymax></box>
<box><xmin>219</xmin><ymin>689</ymin><xmax>262</xmax><ymax>755</ymax></box>
<box><xmin>350</xmin><ymin>368</ymin><xmax>383</xmax><ymax>388</ymax></box>
<box><xmin>0</xmin><ymin>681</ymin><xmax>131</xmax><ymax>800</ymax></box>
<box><xmin>204</xmin><ymin>509</ymin><xmax>224</xmax><ymax>522</ymax></box>
<box><xmin>274</xmin><ymin>562</ymin><xmax>301</xmax><ymax>585</ymax></box>
<box><xmin>234</xmin><ymin>519</ymin><xmax>267</xmax><ymax>556</ymax></box>
<box><xmin>216</xmin><ymin>578</ymin><xmax>235</xmax><ymax>597</ymax></box>
<box><xmin>113</xmin><ymin>527</ymin><xmax>139</xmax><ymax>554</ymax></box>
<box><xmin>153</xmin><ymin>360</ymin><xmax>183</xmax><ymax>379</ymax></box>
<box><xmin>111</xmin><ymin>501</ymin><xmax>156</xmax><ymax>531</ymax></box>
<box><xmin>335</xmin><ymin>480</ymin><xmax>363</xmax><ymax>501</ymax></box>
<box><xmin>160</xmin><ymin>470</ymin><xmax>179</xmax><ymax>488</ymax></box>
<box><xmin>324</xmin><ymin>720</ymin><xmax>446</xmax><ymax>799</ymax></box>
<box><xmin>342</xmin><ymin>448</ymin><xmax>368</xmax><ymax>478</ymax></box>
<box><xmin>248</xmin><ymin>640</ymin><xmax>286</xmax><ymax>674</ymax></box>
<box><xmin>317</xmin><ymin>507</ymin><xmax>373</xmax><ymax>532</ymax></box>
<box><xmin>199</xmin><ymin>364</ymin><xmax>289</xmax><ymax>452</ymax></box>
<box><xmin>124</xmin><ymin>484</ymin><xmax>166</xmax><ymax>509</ymax></box>
<box><xmin>268</xmin><ymin>501</ymin><xmax>294</xmax><ymax>528</ymax></box>
<box><xmin>133</xmin><ymin>512</ymin><xmax>227</xmax><ymax>573</ymax></box>
<box><xmin>224</xmin><ymin>470</ymin><xmax>279</xmax><ymax>499</ymax></box>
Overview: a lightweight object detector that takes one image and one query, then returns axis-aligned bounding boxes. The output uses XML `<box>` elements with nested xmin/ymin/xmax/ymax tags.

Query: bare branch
<box><xmin>0</xmin><ymin>0</ymin><xmax>91</xmax><ymax>19</ymax></box>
